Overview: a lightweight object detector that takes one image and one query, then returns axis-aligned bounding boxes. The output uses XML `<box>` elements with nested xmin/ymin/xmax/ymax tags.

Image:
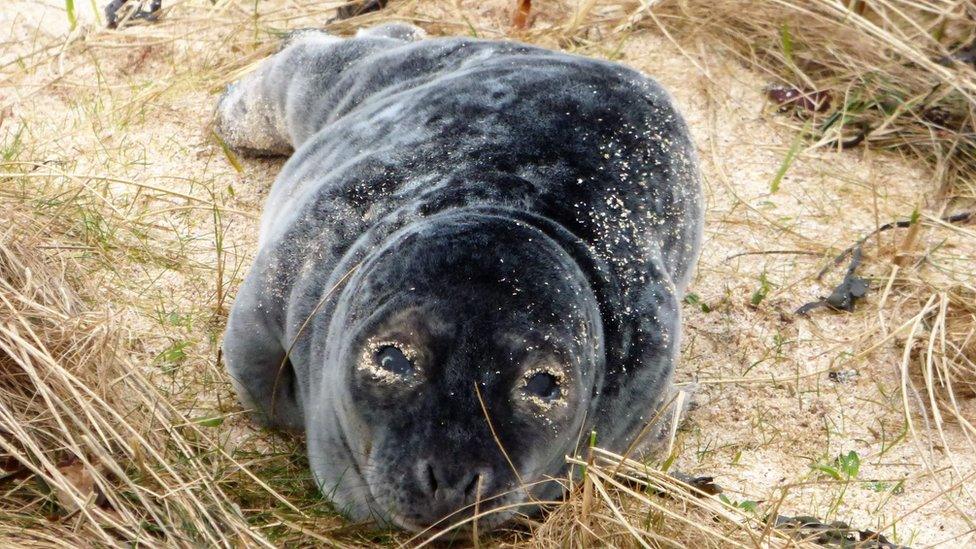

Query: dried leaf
<box><xmin>53</xmin><ymin>460</ymin><xmax>96</xmax><ymax>512</ymax></box>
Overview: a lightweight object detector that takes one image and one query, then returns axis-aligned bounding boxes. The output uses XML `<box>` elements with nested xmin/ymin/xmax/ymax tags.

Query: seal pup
<box><xmin>218</xmin><ymin>23</ymin><xmax>703</xmax><ymax>532</ymax></box>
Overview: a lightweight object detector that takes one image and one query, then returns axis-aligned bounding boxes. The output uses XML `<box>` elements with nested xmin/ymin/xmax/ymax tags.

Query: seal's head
<box><xmin>310</xmin><ymin>211</ymin><xmax>603</xmax><ymax>531</ymax></box>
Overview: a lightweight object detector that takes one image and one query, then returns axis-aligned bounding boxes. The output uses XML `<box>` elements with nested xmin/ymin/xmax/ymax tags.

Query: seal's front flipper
<box><xmin>634</xmin><ymin>383</ymin><xmax>698</xmax><ymax>457</ymax></box>
<box><xmin>214</xmin><ymin>23</ymin><xmax>432</xmax><ymax>157</ymax></box>
<box><xmin>223</xmin><ymin>291</ymin><xmax>305</xmax><ymax>432</ymax></box>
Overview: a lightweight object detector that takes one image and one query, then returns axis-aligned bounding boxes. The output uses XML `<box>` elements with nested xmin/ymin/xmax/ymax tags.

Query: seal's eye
<box><xmin>525</xmin><ymin>372</ymin><xmax>560</xmax><ymax>400</ymax></box>
<box><xmin>375</xmin><ymin>345</ymin><xmax>413</xmax><ymax>375</ymax></box>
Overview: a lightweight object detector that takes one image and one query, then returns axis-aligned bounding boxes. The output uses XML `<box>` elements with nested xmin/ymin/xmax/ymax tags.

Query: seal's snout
<box><xmin>415</xmin><ymin>459</ymin><xmax>493</xmax><ymax>513</ymax></box>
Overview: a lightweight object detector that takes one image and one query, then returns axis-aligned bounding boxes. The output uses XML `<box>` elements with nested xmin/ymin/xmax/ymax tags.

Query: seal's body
<box><xmin>218</xmin><ymin>24</ymin><xmax>702</xmax><ymax>531</ymax></box>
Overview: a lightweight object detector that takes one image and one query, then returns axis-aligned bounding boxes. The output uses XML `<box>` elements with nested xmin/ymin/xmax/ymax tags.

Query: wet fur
<box><xmin>218</xmin><ymin>23</ymin><xmax>703</xmax><ymax>530</ymax></box>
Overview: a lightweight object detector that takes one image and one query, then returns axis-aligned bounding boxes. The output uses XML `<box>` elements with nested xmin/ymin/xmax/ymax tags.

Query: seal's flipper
<box><xmin>214</xmin><ymin>25</ymin><xmax>424</xmax><ymax>156</ymax></box>
<box><xmin>632</xmin><ymin>383</ymin><xmax>698</xmax><ymax>457</ymax></box>
<box><xmin>223</xmin><ymin>281</ymin><xmax>304</xmax><ymax>432</ymax></box>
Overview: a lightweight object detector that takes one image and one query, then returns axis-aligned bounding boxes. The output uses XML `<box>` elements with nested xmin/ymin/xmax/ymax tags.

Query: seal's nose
<box><xmin>417</xmin><ymin>460</ymin><xmax>491</xmax><ymax>506</ymax></box>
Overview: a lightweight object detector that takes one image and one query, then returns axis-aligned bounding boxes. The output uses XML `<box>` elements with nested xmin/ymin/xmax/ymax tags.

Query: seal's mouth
<box><xmin>365</xmin><ymin>468</ymin><xmax>525</xmax><ymax>534</ymax></box>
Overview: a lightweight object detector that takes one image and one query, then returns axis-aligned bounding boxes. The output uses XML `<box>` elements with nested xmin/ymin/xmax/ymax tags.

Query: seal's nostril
<box><xmin>425</xmin><ymin>463</ymin><xmax>438</xmax><ymax>496</ymax></box>
<box><xmin>419</xmin><ymin>461</ymin><xmax>490</xmax><ymax>503</ymax></box>
<box><xmin>463</xmin><ymin>473</ymin><xmax>482</xmax><ymax>498</ymax></box>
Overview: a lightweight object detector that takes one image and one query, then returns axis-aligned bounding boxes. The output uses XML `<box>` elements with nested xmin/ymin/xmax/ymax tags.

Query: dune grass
<box><xmin>0</xmin><ymin>0</ymin><xmax>974</xmax><ymax>546</ymax></box>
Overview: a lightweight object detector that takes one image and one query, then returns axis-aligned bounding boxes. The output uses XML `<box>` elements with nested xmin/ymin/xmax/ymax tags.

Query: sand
<box><xmin>1</xmin><ymin>0</ymin><xmax>973</xmax><ymax>546</ymax></box>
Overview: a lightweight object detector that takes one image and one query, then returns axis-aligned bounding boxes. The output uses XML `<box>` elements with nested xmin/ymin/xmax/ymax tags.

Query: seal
<box><xmin>218</xmin><ymin>23</ymin><xmax>703</xmax><ymax>532</ymax></box>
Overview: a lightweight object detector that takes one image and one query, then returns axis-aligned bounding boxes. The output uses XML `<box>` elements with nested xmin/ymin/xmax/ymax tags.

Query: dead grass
<box><xmin>645</xmin><ymin>2</ymin><xmax>976</xmax><ymax>538</ymax></box>
<box><xmin>0</xmin><ymin>205</ymin><xmax>272</xmax><ymax>546</ymax></box>
<box><xmin>0</xmin><ymin>0</ymin><xmax>974</xmax><ymax>546</ymax></box>
<box><xmin>652</xmin><ymin>0</ymin><xmax>976</xmax><ymax>202</ymax></box>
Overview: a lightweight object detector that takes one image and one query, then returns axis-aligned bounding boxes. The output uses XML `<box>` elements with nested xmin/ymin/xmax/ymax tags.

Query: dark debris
<box><xmin>669</xmin><ymin>470</ymin><xmax>723</xmax><ymax>496</ymax></box>
<box><xmin>105</xmin><ymin>0</ymin><xmax>162</xmax><ymax>29</ymax></box>
<box><xmin>828</xmin><ymin>369</ymin><xmax>860</xmax><ymax>384</ymax></box>
<box><xmin>796</xmin><ymin>210</ymin><xmax>974</xmax><ymax>316</ymax></box>
<box><xmin>796</xmin><ymin>246</ymin><xmax>869</xmax><ymax>315</ymax></box>
<box><xmin>830</xmin><ymin>123</ymin><xmax>872</xmax><ymax>150</ymax></box>
<box><xmin>772</xmin><ymin>514</ymin><xmax>911</xmax><ymax>549</ymax></box>
<box><xmin>936</xmin><ymin>40</ymin><xmax>976</xmax><ymax>68</ymax></box>
<box><xmin>614</xmin><ymin>469</ymin><xmax>723</xmax><ymax>498</ymax></box>
<box><xmin>766</xmin><ymin>85</ymin><xmax>832</xmax><ymax>113</ymax></box>
<box><xmin>333</xmin><ymin>0</ymin><xmax>388</xmax><ymax>21</ymax></box>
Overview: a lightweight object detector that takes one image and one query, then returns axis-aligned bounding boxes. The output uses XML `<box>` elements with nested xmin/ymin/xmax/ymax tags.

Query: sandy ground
<box><xmin>2</xmin><ymin>0</ymin><xmax>974</xmax><ymax>546</ymax></box>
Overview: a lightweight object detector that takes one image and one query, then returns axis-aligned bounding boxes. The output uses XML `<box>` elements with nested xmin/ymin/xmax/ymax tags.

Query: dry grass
<box><xmin>652</xmin><ymin>0</ymin><xmax>976</xmax><ymax>202</ymax></box>
<box><xmin>0</xmin><ymin>0</ymin><xmax>974</xmax><ymax>546</ymax></box>
<box><xmin>647</xmin><ymin>2</ymin><xmax>976</xmax><ymax>538</ymax></box>
<box><xmin>0</xmin><ymin>205</ymin><xmax>271</xmax><ymax>546</ymax></box>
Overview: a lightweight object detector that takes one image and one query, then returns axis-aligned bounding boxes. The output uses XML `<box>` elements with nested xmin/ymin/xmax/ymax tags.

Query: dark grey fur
<box><xmin>218</xmin><ymin>23</ymin><xmax>702</xmax><ymax>531</ymax></box>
